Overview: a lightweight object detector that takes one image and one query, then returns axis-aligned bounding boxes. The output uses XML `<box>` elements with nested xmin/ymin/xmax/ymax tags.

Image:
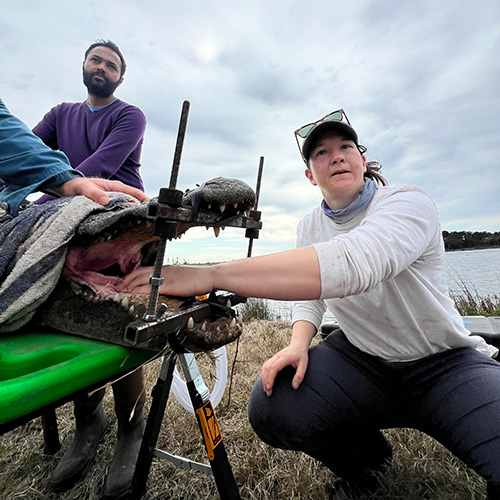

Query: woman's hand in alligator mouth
<box><xmin>117</xmin><ymin>264</ymin><xmax>214</xmax><ymax>297</ymax></box>
<box><xmin>116</xmin><ymin>267</ymin><xmax>153</xmax><ymax>294</ymax></box>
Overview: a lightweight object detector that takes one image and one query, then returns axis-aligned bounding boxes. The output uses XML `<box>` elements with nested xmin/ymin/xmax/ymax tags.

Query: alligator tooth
<box><xmin>219</xmin><ymin>204</ymin><xmax>226</xmax><ymax>213</ymax></box>
<box><xmin>245</xmin><ymin>210</ymin><xmax>250</xmax><ymax>217</ymax></box>
<box><xmin>233</xmin><ymin>202</ymin><xmax>238</xmax><ymax>209</ymax></box>
<box><xmin>213</xmin><ymin>226</ymin><xmax>221</xmax><ymax>237</ymax></box>
<box><xmin>201</xmin><ymin>322</ymin><xmax>207</xmax><ymax>332</ymax></box>
<box><xmin>129</xmin><ymin>305</ymin><xmax>135</xmax><ymax>314</ymax></box>
<box><xmin>221</xmin><ymin>226</ymin><xmax>225</xmax><ymax>231</ymax></box>
<box><xmin>121</xmin><ymin>296</ymin><xmax>129</xmax><ymax>308</ymax></box>
<box><xmin>137</xmin><ymin>220</ymin><xmax>142</xmax><ymax>225</ymax></box>
<box><xmin>113</xmin><ymin>293</ymin><xmax>120</xmax><ymax>303</ymax></box>
<box><xmin>216</xmin><ymin>326</ymin><xmax>221</xmax><ymax>333</ymax></box>
<box><xmin>106</xmin><ymin>233</ymin><xmax>112</xmax><ymax>241</ymax></box>
<box><xmin>187</xmin><ymin>317</ymin><xmax>195</xmax><ymax>329</ymax></box>
<box><xmin>230</xmin><ymin>318</ymin><xmax>236</xmax><ymax>328</ymax></box>
<box><xmin>207</xmin><ymin>203</ymin><xmax>212</xmax><ymax>210</ymax></box>
<box><xmin>226</xmin><ymin>299</ymin><xmax>231</xmax><ymax>307</ymax></box>
<box><xmin>206</xmin><ymin>226</ymin><xmax>210</xmax><ymax>230</ymax></box>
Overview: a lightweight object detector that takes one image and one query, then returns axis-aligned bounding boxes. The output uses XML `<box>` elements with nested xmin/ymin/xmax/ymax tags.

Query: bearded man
<box><xmin>33</xmin><ymin>39</ymin><xmax>146</xmax><ymax>193</ymax></box>
<box><xmin>32</xmin><ymin>40</ymin><xmax>148</xmax><ymax>500</ymax></box>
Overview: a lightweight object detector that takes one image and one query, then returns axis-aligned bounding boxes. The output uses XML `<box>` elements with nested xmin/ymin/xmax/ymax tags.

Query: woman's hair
<box><xmin>357</xmin><ymin>144</ymin><xmax>388</xmax><ymax>186</ymax></box>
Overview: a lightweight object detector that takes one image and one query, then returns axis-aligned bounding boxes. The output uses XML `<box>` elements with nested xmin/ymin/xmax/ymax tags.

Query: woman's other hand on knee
<box><xmin>261</xmin><ymin>346</ymin><xmax>309</xmax><ymax>396</ymax></box>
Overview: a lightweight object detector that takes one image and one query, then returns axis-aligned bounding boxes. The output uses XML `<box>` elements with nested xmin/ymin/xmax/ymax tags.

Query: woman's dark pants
<box><xmin>248</xmin><ymin>330</ymin><xmax>500</xmax><ymax>493</ymax></box>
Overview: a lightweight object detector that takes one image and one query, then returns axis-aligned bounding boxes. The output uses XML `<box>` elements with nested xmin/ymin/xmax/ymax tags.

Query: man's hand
<box><xmin>50</xmin><ymin>177</ymin><xmax>149</xmax><ymax>205</ymax></box>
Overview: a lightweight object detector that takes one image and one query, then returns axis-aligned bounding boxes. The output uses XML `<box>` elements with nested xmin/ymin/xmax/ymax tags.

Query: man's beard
<box><xmin>83</xmin><ymin>69</ymin><xmax>121</xmax><ymax>99</ymax></box>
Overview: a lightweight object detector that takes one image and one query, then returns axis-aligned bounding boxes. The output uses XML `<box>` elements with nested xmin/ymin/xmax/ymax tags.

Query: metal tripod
<box><xmin>131</xmin><ymin>351</ymin><xmax>240</xmax><ymax>499</ymax></box>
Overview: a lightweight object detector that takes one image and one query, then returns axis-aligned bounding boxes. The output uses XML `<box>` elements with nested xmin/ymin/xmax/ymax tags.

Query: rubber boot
<box><xmin>51</xmin><ymin>390</ymin><xmax>109</xmax><ymax>492</ymax></box>
<box><xmin>102</xmin><ymin>407</ymin><xmax>146</xmax><ymax>500</ymax></box>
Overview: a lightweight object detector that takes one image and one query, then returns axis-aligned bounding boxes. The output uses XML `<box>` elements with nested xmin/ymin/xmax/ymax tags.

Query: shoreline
<box><xmin>446</xmin><ymin>246</ymin><xmax>500</xmax><ymax>252</ymax></box>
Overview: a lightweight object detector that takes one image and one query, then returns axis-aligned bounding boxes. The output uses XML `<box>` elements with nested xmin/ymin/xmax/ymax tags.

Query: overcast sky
<box><xmin>2</xmin><ymin>0</ymin><xmax>499</xmax><ymax>262</ymax></box>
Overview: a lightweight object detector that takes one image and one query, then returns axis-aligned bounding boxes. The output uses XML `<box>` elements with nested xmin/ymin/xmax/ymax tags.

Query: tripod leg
<box><xmin>131</xmin><ymin>352</ymin><xmax>177</xmax><ymax>499</ymax></box>
<box><xmin>179</xmin><ymin>353</ymin><xmax>241</xmax><ymax>500</ymax></box>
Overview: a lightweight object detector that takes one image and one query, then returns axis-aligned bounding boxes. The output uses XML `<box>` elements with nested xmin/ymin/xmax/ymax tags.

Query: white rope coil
<box><xmin>171</xmin><ymin>346</ymin><xmax>228</xmax><ymax>414</ymax></box>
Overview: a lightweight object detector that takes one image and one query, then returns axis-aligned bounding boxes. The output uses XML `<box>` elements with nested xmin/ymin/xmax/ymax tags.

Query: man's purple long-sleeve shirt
<box><xmin>33</xmin><ymin>99</ymin><xmax>146</xmax><ymax>191</ymax></box>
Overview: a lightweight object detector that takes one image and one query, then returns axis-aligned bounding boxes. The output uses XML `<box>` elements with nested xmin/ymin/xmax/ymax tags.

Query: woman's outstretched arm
<box><xmin>118</xmin><ymin>246</ymin><xmax>321</xmax><ymax>301</ymax></box>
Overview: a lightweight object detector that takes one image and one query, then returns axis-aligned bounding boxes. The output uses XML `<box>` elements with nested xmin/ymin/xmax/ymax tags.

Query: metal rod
<box><xmin>145</xmin><ymin>238</ymin><xmax>167</xmax><ymax>318</ymax></box>
<box><xmin>246</xmin><ymin>236</ymin><xmax>254</xmax><ymax>259</ymax></box>
<box><xmin>254</xmin><ymin>156</ymin><xmax>264</xmax><ymax>210</ymax></box>
<box><xmin>169</xmin><ymin>100</ymin><xmax>191</xmax><ymax>189</ymax></box>
<box><xmin>247</xmin><ymin>156</ymin><xmax>264</xmax><ymax>258</ymax></box>
<box><xmin>144</xmin><ymin>101</ymin><xmax>190</xmax><ymax>320</ymax></box>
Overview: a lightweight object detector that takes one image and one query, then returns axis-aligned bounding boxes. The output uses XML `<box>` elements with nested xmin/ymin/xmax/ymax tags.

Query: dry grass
<box><xmin>0</xmin><ymin>320</ymin><xmax>487</xmax><ymax>499</ymax></box>
<box><xmin>449</xmin><ymin>279</ymin><xmax>500</xmax><ymax>317</ymax></box>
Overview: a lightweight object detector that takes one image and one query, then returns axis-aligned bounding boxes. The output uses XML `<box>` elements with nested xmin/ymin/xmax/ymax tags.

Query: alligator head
<box><xmin>32</xmin><ymin>178</ymin><xmax>257</xmax><ymax>353</ymax></box>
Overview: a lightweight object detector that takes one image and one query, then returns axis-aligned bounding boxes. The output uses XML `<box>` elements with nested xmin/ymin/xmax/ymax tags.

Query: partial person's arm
<box><xmin>0</xmin><ymin>99</ymin><xmax>79</xmax><ymax>215</ymax></box>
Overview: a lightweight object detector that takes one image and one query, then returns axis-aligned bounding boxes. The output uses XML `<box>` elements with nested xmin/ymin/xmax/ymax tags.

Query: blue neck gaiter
<box><xmin>321</xmin><ymin>178</ymin><xmax>377</xmax><ymax>223</ymax></box>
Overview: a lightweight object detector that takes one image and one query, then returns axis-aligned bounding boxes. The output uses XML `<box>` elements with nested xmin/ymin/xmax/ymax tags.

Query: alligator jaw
<box><xmin>33</xmin><ymin>277</ymin><xmax>244</xmax><ymax>352</ymax></box>
<box><xmin>32</xmin><ymin>202</ymin><xmax>245</xmax><ymax>352</ymax></box>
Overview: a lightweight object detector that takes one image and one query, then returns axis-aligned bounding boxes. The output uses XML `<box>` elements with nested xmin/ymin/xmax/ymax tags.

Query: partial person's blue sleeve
<box><xmin>0</xmin><ymin>98</ymin><xmax>82</xmax><ymax>215</ymax></box>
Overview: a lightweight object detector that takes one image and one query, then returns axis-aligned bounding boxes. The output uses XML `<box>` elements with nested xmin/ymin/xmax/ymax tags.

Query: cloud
<box><xmin>3</xmin><ymin>0</ymin><xmax>500</xmax><ymax>264</ymax></box>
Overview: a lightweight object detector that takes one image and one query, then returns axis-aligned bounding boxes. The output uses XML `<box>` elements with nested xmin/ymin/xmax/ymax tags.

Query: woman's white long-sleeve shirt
<box><xmin>292</xmin><ymin>184</ymin><xmax>497</xmax><ymax>361</ymax></box>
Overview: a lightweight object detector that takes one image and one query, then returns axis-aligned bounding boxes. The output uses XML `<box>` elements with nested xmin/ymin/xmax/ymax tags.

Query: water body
<box><xmin>266</xmin><ymin>248</ymin><xmax>500</xmax><ymax>322</ymax></box>
<box><xmin>444</xmin><ymin>248</ymin><xmax>500</xmax><ymax>297</ymax></box>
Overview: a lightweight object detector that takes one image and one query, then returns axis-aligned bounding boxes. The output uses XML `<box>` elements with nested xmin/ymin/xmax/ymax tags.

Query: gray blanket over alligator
<box><xmin>0</xmin><ymin>177</ymin><xmax>256</xmax><ymax>352</ymax></box>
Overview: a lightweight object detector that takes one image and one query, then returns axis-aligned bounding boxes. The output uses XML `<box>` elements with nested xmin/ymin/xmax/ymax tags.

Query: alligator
<box><xmin>29</xmin><ymin>178</ymin><xmax>258</xmax><ymax>353</ymax></box>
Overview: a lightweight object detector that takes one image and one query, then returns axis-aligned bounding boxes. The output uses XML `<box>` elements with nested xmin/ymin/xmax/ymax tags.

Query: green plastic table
<box><xmin>0</xmin><ymin>330</ymin><xmax>156</xmax><ymax>429</ymax></box>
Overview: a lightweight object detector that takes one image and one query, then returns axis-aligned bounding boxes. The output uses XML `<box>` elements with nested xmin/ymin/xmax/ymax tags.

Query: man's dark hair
<box><xmin>84</xmin><ymin>39</ymin><xmax>127</xmax><ymax>77</ymax></box>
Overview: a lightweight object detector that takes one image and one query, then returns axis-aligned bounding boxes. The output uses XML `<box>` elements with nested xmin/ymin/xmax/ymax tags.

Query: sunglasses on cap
<box><xmin>294</xmin><ymin>109</ymin><xmax>357</xmax><ymax>163</ymax></box>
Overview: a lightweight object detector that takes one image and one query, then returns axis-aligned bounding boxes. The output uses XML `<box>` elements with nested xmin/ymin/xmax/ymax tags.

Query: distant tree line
<box><xmin>442</xmin><ymin>231</ymin><xmax>500</xmax><ymax>251</ymax></box>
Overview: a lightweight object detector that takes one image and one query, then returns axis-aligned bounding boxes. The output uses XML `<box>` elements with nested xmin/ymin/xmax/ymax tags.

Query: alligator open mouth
<box><xmin>32</xmin><ymin>178</ymin><xmax>258</xmax><ymax>353</ymax></box>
